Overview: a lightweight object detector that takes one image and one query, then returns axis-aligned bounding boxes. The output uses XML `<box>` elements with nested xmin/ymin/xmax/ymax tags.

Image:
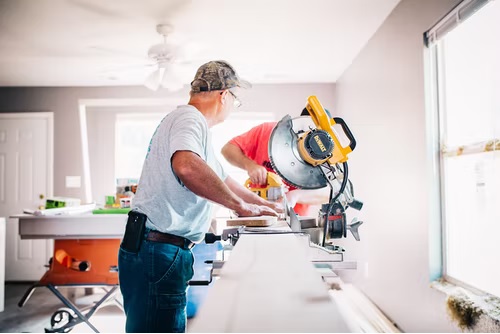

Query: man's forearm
<box><xmin>221</xmin><ymin>142</ymin><xmax>258</xmax><ymax>171</ymax></box>
<box><xmin>222</xmin><ymin>142</ymin><xmax>269</xmax><ymax>186</ymax></box>
<box><xmin>172</xmin><ymin>151</ymin><xmax>244</xmax><ymax>211</ymax></box>
<box><xmin>172</xmin><ymin>151</ymin><xmax>279</xmax><ymax>218</ymax></box>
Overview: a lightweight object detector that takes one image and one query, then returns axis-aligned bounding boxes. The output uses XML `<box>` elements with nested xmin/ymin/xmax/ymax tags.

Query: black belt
<box><xmin>146</xmin><ymin>230</ymin><xmax>195</xmax><ymax>250</ymax></box>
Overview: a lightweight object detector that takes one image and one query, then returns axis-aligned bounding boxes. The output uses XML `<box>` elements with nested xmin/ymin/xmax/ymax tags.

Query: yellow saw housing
<box><xmin>245</xmin><ymin>172</ymin><xmax>284</xmax><ymax>201</ymax></box>
<box><xmin>300</xmin><ymin>95</ymin><xmax>356</xmax><ymax>165</ymax></box>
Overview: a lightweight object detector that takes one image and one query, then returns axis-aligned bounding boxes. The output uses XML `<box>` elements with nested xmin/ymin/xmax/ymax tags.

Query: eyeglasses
<box><xmin>228</xmin><ymin>90</ymin><xmax>242</xmax><ymax>108</ymax></box>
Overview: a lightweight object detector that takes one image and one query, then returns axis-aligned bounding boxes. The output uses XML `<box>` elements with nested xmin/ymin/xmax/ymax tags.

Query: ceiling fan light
<box><xmin>144</xmin><ymin>69</ymin><xmax>161</xmax><ymax>91</ymax></box>
<box><xmin>148</xmin><ymin>44</ymin><xmax>171</xmax><ymax>58</ymax></box>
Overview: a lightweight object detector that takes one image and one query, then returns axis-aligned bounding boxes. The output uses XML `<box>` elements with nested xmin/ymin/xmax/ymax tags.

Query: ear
<box><xmin>219</xmin><ymin>90</ymin><xmax>228</xmax><ymax>105</ymax></box>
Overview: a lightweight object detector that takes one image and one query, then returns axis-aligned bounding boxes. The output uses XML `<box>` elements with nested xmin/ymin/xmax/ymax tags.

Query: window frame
<box><xmin>424</xmin><ymin>0</ymin><xmax>498</xmax><ymax>294</ymax></box>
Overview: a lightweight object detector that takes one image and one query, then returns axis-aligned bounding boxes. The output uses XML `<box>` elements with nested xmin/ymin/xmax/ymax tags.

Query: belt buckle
<box><xmin>184</xmin><ymin>239</ymin><xmax>194</xmax><ymax>249</ymax></box>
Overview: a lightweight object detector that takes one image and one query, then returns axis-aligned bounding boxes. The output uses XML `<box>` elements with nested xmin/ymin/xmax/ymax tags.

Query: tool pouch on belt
<box><xmin>121</xmin><ymin>211</ymin><xmax>147</xmax><ymax>253</ymax></box>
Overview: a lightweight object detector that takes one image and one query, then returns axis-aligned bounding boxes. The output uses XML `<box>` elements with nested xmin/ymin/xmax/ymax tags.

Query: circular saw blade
<box><xmin>269</xmin><ymin>115</ymin><xmax>327</xmax><ymax>189</ymax></box>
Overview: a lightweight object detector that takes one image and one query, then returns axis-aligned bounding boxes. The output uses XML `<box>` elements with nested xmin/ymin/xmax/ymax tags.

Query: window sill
<box><xmin>431</xmin><ymin>279</ymin><xmax>500</xmax><ymax>331</ymax></box>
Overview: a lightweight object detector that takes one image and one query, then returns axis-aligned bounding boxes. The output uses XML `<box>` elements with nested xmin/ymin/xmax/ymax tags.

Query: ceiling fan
<box><xmin>143</xmin><ymin>23</ymin><xmax>189</xmax><ymax>91</ymax></box>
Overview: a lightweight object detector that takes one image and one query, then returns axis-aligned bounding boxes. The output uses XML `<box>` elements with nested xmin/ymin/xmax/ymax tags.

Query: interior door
<box><xmin>0</xmin><ymin>113</ymin><xmax>53</xmax><ymax>281</ymax></box>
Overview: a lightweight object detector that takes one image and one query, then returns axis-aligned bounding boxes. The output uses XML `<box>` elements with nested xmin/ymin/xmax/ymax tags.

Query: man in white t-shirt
<box><xmin>118</xmin><ymin>60</ymin><xmax>280</xmax><ymax>333</ymax></box>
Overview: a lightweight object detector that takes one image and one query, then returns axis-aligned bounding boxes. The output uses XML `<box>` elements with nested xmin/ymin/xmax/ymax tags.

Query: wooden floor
<box><xmin>0</xmin><ymin>283</ymin><xmax>125</xmax><ymax>333</ymax></box>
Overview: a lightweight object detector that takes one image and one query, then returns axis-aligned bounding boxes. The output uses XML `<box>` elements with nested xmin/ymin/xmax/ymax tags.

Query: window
<box><xmin>115</xmin><ymin>113</ymin><xmax>165</xmax><ymax>180</ymax></box>
<box><xmin>426</xmin><ymin>0</ymin><xmax>500</xmax><ymax>296</ymax></box>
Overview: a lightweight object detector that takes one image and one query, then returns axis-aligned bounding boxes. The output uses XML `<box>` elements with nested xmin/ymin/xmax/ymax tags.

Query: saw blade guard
<box><xmin>269</xmin><ymin>115</ymin><xmax>328</xmax><ymax>189</ymax></box>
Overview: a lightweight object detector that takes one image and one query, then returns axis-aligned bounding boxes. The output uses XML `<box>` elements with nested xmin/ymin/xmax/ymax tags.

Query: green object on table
<box><xmin>92</xmin><ymin>208</ymin><xmax>130</xmax><ymax>214</ymax></box>
<box><xmin>105</xmin><ymin>195</ymin><xmax>115</xmax><ymax>205</ymax></box>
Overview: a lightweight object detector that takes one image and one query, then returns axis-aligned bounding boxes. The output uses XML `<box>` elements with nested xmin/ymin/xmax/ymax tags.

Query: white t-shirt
<box><xmin>132</xmin><ymin>105</ymin><xmax>227</xmax><ymax>242</ymax></box>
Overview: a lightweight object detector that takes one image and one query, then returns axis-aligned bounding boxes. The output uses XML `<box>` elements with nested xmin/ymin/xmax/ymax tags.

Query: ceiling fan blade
<box><xmin>88</xmin><ymin>46</ymin><xmax>146</xmax><ymax>60</ymax></box>
<box><xmin>161</xmin><ymin>76</ymin><xmax>183</xmax><ymax>91</ymax></box>
<box><xmin>144</xmin><ymin>69</ymin><xmax>162</xmax><ymax>91</ymax></box>
<box><xmin>171</xmin><ymin>41</ymin><xmax>206</xmax><ymax>64</ymax></box>
<box><xmin>101</xmin><ymin>63</ymin><xmax>156</xmax><ymax>74</ymax></box>
<box><xmin>161</xmin><ymin>66</ymin><xmax>186</xmax><ymax>91</ymax></box>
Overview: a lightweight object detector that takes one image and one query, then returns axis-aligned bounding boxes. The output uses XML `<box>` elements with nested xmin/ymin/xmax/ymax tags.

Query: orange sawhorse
<box><xmin>18</xmin><ymin>239</ymin><xmax>122</xmax><ymax>333</ymax></box>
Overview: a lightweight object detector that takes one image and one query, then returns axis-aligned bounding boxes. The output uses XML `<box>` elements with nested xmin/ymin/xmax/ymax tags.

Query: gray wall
<box><xmin>0</xmin><ymin>84</ymin><xmax>335</xmax><ymax>200</ymax></box>
<box><xmin>333</xmin><ymin>0</ymin><xmax>461</xmax><ymax>332</ymax></box>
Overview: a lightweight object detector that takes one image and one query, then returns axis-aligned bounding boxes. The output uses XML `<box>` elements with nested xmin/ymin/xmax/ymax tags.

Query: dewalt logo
<box><xmin>314</xmin><ymin>135</ymin><xmax>327</xmax><ymax>152</ymax></box>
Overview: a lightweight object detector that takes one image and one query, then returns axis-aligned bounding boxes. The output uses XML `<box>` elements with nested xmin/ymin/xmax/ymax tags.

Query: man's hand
<box><xmin>247</xmin><ymin>164</ymin><xmax>268</xmax><ymax>185</ymax></box>
<box><xmin>266</xmin><ymin>200</ymin><xmax>284</xmax><ymax>214</ymax></box>
<box><xmin>235</xmin><ymin>202</ymin><xmax>278</xmax><ymax>217</ymax></box>
<box><xmin>221</xmin><ymin>142</ymin><xmax>268</xmax><ymax>185</ymax></box>
<box><xmin>286</xmin><ymin>190</ymin><xmax>299</xmax><ymax>208</ymax></box>
<box><xmin>225</xmin><ymin>176</ymin><xmax>284</xmax><ymax>215</ymax></box>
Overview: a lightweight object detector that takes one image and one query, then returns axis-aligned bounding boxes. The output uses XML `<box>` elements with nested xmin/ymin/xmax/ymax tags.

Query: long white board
<box><xmin>189</xmin><ymin>233</ymin><xmax>349</xmax><ymax>332</ymax></box>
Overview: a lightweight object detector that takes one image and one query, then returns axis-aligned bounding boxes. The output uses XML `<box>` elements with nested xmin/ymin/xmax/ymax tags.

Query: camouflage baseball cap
<box><xmin>190</xmin><ymin>60</ymin><xmax>251</xmax><ymax>93</ymax></box>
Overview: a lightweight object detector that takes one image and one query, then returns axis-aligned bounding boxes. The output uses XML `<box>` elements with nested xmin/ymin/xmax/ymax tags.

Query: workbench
<box><xmin>13</xmin><ymin>214</ymin><xmax>127</xmax><ymax>240</ymax></box>
<box><xmin>12</xmin><ymin>213</ymin><xmax>126</xmax><ymax>333</ymax></box>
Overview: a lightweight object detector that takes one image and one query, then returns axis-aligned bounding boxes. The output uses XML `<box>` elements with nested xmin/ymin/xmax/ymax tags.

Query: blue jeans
<box><xmin>118</xmin><ymin>234</ymin><xmax>194</xmax><ymax>333</ymax></box>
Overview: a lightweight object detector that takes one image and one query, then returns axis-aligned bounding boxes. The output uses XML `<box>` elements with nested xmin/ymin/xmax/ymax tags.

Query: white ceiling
<box><xmin>0</xmin><ymin>0</ymin><xmax>400</xmax><ymax>87</ymax></box>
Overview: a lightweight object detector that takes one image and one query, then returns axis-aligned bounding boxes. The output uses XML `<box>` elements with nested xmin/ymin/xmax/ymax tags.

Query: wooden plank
<box><xmin>189</xmin><ymin>233</ymin><xmax>349</xmax><ymax>332</ymax></box>
<box><xmin>226</xmin><ymin>215</ymin><xmax>277</xmax><ymax>227</ymax></box>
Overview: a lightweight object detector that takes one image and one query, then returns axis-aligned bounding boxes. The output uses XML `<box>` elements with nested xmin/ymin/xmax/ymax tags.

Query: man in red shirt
<box><xmin>221</xmin><ymin>122</ymin><xmax>329</xmax><ymax>216</ymax></box>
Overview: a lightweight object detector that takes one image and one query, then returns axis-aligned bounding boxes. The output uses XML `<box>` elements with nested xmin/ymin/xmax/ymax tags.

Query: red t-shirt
<box><xmin>229</xmin><ymin>122</ymin><xmax>310</xmax><ymax>216</ymax></box>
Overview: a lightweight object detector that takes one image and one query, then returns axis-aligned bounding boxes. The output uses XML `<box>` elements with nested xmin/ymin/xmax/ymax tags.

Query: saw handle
<box><xmin>333</xmin><ymin>117</ymin><xmax>356</xmax><ymax>151</ymax></box>
<box><xmin>306</xmin><ymin>96</ymin><xmax>356</xmax><ymax>162</ymax></box>
<box><xmin>245</xmin><ymin>178</ymin><xmax>267</xmax><ymax>189</ymax></box>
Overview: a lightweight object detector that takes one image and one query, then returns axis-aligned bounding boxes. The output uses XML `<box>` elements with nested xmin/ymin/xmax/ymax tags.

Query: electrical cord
<box><xmin>327</xmin><ymin>162</ymin><xmax>348</xmax><ymax>207</ymax></box>
<box><xmin>321</xmin><ymin>161</ymin><xmax>349</xmax><ymax>246</ymax></box>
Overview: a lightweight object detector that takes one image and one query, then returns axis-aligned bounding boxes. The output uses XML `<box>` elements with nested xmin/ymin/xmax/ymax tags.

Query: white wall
<box><xmin>0</xmin><ymin>84</ymin><xmax>335</xmax><ymax>201</ymax></box>
<box><xmin>0</xmin><ymin>217</ymin><xmax>4</xmax><ymax>312</ymax></box>
<box><xmin>333</xmin><ymin>0</ymin><xmax>461</xmax><ymax>332</ymax></box>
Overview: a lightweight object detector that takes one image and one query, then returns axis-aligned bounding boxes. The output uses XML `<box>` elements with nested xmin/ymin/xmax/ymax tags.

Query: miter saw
<box><xmin>201</xmin><ymin>95</ymin><xmax>363</xmax><ymax>280</ymax></box>
<box><xmin>269</xmin><ymin>95</ymin><xmax>364</xmax><ymax>247</ymax></box>
<box><xmin>199</xmin><ymin>96</ymin><xmax>363</xmax><ymax>285</ymax></box>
